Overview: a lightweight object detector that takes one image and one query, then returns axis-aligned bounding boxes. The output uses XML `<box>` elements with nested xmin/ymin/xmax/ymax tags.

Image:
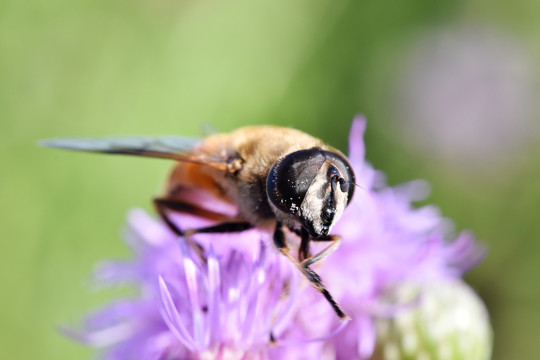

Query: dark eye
<box><xmin>325</xmin><ymin>153</ymin><xmax>355</xmax><ymax>205</ymax></box>
<box><xmin>266</xmin><ymin>148</ymin><xmax>327</xmax><ymax>215</ymax></box>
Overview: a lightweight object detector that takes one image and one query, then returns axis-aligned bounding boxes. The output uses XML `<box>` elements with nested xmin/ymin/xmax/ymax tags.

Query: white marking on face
<box><xmin>299</xmin><ymin>162</ymin><xmax>348</xmax><ymax>236</ymax></box>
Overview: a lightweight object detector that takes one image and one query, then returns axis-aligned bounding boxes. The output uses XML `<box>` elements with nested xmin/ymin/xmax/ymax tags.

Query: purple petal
<box><xmin>58</xmin><ymin>322</ymin><xmax>134</xmax><ymax>348</ymax></box>
<box><xmin>348</xmin><ymin>115</ymin><xmax>367</xmax><ymax>162</ymax></box>
<box><xmin>357</xmin><ymin>316</ymin><xmax>376</xmax><ymax>359</ymax></box>
<box><xmin>207</xmin><ymin>245</ymin><xmax>221</xmax><ymax>346</ymax></box>
<box><xmin>271</xmin><ymin>265</ymin><xmax>300</xmax><ymax>337</ymax></box>
<box><xmin>179</xmin><ymin>243</ymin><xmax>205</xmax><ymax>349</ymax></box>
<box><xmin>275</xmin><ymin>319</ymin><xmax>350</xmax><ymax>346</ymax></box>
<box><xmin>158</xmin><ymin>276</ymin><xmax>196</xmax><ymax>351</ymax></box>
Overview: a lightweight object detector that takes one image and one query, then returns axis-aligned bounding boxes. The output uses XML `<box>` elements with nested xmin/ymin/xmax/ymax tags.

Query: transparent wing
<box><xmin>40</xmin><ymin>136</ymin><xmax>200</xmax><ymax>157</ymax></box>
<box><xmin>39</xmin><ymin>136</ymin><xmax>227</xmax><ymax>169</ymax></box>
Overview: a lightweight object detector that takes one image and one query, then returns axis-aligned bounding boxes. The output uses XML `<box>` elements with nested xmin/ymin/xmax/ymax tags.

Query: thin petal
<box><xmin>207</xmin><ymin>245</ymin><xmax>221</xmax><ymax>346</ymax></box>
<box><xmin>271</xmin><ymin>263</ymin><xmax>300</xmax><ymax>337</ymax></box>
<box><xmin>275</xmin><ymin>319</ymin><xmax>350</xmax><ymax>346</ymax></box>
<box><xmin>179</xmin><ymin>242</ymin><xmax>205</xmax><ymax>349</ymax></box>
<box><xmin>158</xmin><ymin>276</ymin><xmax>196</xmax><ymax>351</ymax></box>
<box><xmin>348</xmin><ymin>115</ymin><xmax>367</xmax><ymax>161</ymax></box>
<box><xmin>58</xmin><ymin>322</ymin><xmax>134</xmax><ymax>347</ymax></box>
<box><xmin>357</xmin><ymin>316</ymin><xmax>376</xmax><ymax>359</ymax></box>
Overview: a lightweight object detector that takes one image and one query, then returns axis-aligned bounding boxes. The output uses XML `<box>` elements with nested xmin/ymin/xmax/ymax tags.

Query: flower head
<box><xmin>394</xmin><ymin>26</ymin><xmax>539</xmax><ymax>170</ymax></box>
<box><xmin>66</xmin><ymin>209</ymin><xmax>302</xmax><ymax>360</ymax></box>
<box><xmin>65</xmin><ymin>117</ymin><xmax>491</xmax><ymax>359</ymax></box>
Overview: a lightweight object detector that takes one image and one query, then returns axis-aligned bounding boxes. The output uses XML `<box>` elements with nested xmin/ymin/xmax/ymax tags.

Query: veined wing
<box><xmin>39</xmin><ymin>136</ymin><xmax>227</xmax><ymax>169</ymax></box>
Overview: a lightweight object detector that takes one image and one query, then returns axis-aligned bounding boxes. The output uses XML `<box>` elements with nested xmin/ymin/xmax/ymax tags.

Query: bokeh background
<box><xmin>2</xmin><ymin>1</ymin><xmax>539</xmax><ymax>359</ymax></box>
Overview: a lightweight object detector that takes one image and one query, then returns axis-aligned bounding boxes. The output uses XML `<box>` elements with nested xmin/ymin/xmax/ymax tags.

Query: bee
<box><xmin>42</xmin><ymin>126</ymin><xmax>355</xmax><ymax>320</ymax></box>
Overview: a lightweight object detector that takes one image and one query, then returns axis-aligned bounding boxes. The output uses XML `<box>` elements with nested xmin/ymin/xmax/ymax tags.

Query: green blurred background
<box><xmin>2</xmin><ymin>0</ymin><xmax>539</xmax><ymax>359</ymax></box>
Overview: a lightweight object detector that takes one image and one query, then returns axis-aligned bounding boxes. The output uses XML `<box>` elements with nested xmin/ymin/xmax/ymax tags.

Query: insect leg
<box><xmin>185</xmin><ymin>222</ymin><xmax>253</xmax><ymax>234</ymax></box>
<box><xmin>154</xmin><ymin>197</ymin><xmax>231</xmax><ymax>260</ymax></box>
<box><xmin>154</xmin><ymin>197</ymin><xmax>254</xmax><ymax>261</ymax></box>
<box><xmin>298</xmin><ymin>227</ymin><xmax>311</xmax><ymax>262</ymax></box>
<box><xmin>300</xmin><ymin>234</ymin><xmax>342</xmax><ymax>268</ymax></box>
<box><xmin>154</xmin><ymin>198</ymin><xmax>184</xmax><ymax>236</ymax></box>
<box><xmin>273</xmin><ymin>222</ymin><xmax>349</xmax><ymax>320</ymax></box>
<box><xmin>154</xmin><ymin>197</ymin><xmax>230</xmax><ymax>236</ymax></box>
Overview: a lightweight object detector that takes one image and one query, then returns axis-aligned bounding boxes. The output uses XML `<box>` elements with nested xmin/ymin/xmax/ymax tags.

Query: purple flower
<box><xmin>393</xmin><ymin>26</ymin><xmax>539</xmax><ymax>171</ymax></box>
<box><xmin>64</xmin><ymin>117</ymin><xmax>491</xmax><ymax>359</ymax></box>
<box><xmin>65</xmin><ymin>209</ymin><xmax>303</xmax><ymax>359</ymax></box>
<box><xmin>316</xmin><ymin>118</ymin><xmax>490</xmax><ymax>359</ymax></box>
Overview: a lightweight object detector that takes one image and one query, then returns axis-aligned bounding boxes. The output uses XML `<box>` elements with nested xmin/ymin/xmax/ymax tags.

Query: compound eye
<box><xmin>266</xmin><ymin>148</ymin><xmax>327</xmax><ymax>215</ymax></box>
<box><xmin>324</xmin><ymin>152</ymin><xmax>355</xmax><ymax>205</ymax></box>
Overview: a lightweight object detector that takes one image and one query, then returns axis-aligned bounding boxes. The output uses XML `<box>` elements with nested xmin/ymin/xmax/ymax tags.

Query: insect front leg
<box><xmin>298</xmin><ymin>227</ymin><xmax>311</xmax><ymax>262</ymax></box>
<box><xmin>300</xmin><ymin>232</ymin><xmax>342</xmax><ymax>268</ymax></box>
<box><xmin>153</xmin><ymin>197</ymin><xmax>232</xmax><ymax>236</ymax></box>
<box><xmin>154</xmin><ymin>197</ymin><xmax>206</xmax><ymax>260</ymax></box>
<box><xmin>273</xmin><ymin>222</ymin><xmax>349</xmax><ymax>321</ymax></box>
<box><xmin>154</xmin><ymin>197</ymin><xmax>253</xmax><ymax>261</ymax></box>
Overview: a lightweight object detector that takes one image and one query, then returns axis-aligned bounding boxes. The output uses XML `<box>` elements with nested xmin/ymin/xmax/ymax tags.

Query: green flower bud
<box><xmin>371</xmin><ymin>279</ymin><xmax>492</xmax><ymax>360</ymax></box>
